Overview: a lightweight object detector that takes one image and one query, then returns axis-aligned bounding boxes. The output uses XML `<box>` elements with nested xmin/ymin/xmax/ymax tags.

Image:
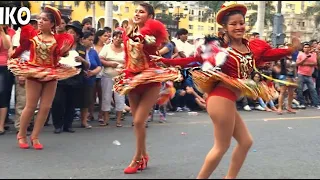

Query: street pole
<box><xmin>92</xmin><ymin>2</ymin><xmax>96</xmax><ymax>29</ymax></box>
<box><xmin>105</xmin><ymin>1</ymin><xmax>113</xmax><ymax>29</ymax></box>
<box><xmin>257</xmin><ymin>1</ymin><xmax>266</xmax><ymax>38</ymax></box>
<box><xmin>271</xmin><ymin>1</ymin><xmax>285</xmax><ymax>47</ymax></box>
<box><xmin>214</xmin><ymin>12</ymin><xmax>217</xmax><ymax>35</ymax></box>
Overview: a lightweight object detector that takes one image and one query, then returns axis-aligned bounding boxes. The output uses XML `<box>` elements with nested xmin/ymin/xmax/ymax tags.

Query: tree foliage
<box><xmin>247</xmin><ymin>1</ymin><xmax>275</xmax><ymax>33</ymax></box>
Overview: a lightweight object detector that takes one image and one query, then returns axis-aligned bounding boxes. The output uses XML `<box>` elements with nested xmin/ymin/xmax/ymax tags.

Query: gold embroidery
<box><xmin>227</xmin><ymin>48</ymin><xmax>254</xmax><ymax>79</ymax></box>
<box><xmin>29</xmin><ymin>36</ymin><xmax>57</xmax><ymax>67</ymax></box>
<box><xmin>125</xmin><ymin>26</ymin><xmax>149</xmax><ymax>73</ymax></box>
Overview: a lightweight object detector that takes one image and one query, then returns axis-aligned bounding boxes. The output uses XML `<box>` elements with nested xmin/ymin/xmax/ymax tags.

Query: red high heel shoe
<box><xmin>30</xmin><ymin>137</ymin><xmax>43</xmax><ymax>150</ymax></box>
<box><xmin>17</xmin><ymin>135</ymin><xmax>29</xmax><ymax>149</ymax></box>
<box><xmin>141</xmin><ymin>156</ymin><xmax>149</xmax><ymax>170</ymax></box>
<box><xmin>124</xmin><ymin>159</ymin><xmax>144</xmax><ymax>174</ymax></box>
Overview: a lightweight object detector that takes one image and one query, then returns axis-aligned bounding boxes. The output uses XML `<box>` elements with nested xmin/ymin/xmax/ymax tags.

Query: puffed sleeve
<box><xmin>11</xmin><ymin>24</ymin><xmax>37</xmax><ymax>58</ymax></box>
<box><xmin>54</xmin><ymin>33</ymin><xmax>74</xmax><ymax>57</ymax></box>
<box><xmin>249</xmin><ymin>39</ymin><xmax>294</xmax><ymax>65</ymax></box>
<box><xmin>139</xmin><ymin>19</ymin><xmax>168</xmax><ymax>47</ymax></box>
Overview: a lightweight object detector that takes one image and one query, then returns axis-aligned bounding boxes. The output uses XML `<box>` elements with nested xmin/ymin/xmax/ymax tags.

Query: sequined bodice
<box><xmin>29</xmin><ymin>35</ymin><xmax>57</xmax><ymax>67</ymax></box>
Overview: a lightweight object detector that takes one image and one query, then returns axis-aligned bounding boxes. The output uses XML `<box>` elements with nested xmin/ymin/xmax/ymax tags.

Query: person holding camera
<box><xmin>296</xmin><ymin>42</ymin><xmax>320</xmax><ymax>109</ymax></box>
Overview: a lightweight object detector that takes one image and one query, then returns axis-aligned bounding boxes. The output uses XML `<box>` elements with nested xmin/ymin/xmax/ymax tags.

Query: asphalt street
<box><xmin>1</xmin><ymin>109</ymin><xmax>320</xmax><ymax>179</ymax></box>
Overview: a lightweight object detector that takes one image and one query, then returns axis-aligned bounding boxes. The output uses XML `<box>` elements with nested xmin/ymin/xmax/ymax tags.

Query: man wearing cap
<box><xmin>51</xmin><ymin>21</ymin><xmax>89</xmax><ymax>134</ymax></box>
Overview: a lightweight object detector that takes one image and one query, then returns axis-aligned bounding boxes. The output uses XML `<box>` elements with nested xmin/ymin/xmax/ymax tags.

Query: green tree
<box><xmin>199</xmin><ymin>1</ymin><xmax>225</xmax><ymax>14</ymax></box>
<box><xmin>133</xmin><ymin>1</ymin><xmax>146</xmax><ymax>6</ymax></box>
<box><xmin>199</xmin><ymin>1</ymin><xmax>225</xmax><ymax>20</ymax></box>
<box><xmin>74</xmin><ymin>1</ymin><xmax>92</xmax><ymax>11</ymax></box>
<box><xmin>198</xmin><ymin>1</ymin><xmax>225</xmax><ymax>33</ymax></box>
<box><xmin>73</xmin><ymin>1</ymin><xmax>106</xmax><ymax>28</ymax></box>
<box><xmin>247</xmin><ymin>1</ymin><xmax>275</xmax><ymax>33</ymax></box>
<box><xmin>73</xmin><ymin>1</ymin><xmax>105</xmax><ymax>11</ymax></box>
<box><xmin>149</xmin><ymin>1</ymin><xmax>168</xmax><ymax>10</ymax></box>
<box><xmin>305</xmin><ymin>4</ymin><xmax>320</xmax><ymax>29</ymax></box>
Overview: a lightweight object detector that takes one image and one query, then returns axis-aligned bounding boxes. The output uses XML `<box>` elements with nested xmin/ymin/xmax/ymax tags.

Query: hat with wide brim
<box><xmin>44</xmin><ymin>5</ymin><xmax>62</xmax><ymax>26</ymax></box>
<box><xmin>66</xmin><ymin>21</ymin><xmax>84</xmax><ymax>38</ymax></box>
<box><xmin>216</xmin><ymin>2</ymin><xmax>247</xmax><ymax>26</ymax></box>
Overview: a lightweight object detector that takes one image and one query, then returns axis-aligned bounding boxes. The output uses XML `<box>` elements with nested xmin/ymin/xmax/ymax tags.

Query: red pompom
<box><xmin>139</xmin><ymin>19</ymin><xmax>168</xmax><ymax>46</ymax></box>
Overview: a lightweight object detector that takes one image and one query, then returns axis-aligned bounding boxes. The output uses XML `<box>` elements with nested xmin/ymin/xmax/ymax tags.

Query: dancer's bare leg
<box><xmin>225</xmin><ymin>111</ymin><xmax>253</xmax><ymax>179</ymax></box>
<box><xmin>277</xmin><ymin>85</ymin><xmax>287</xmax><ymax>114</ymax></box>
<box><xmin>128</xmin><ymin>85</ymin><xmax>160</xmax><ymax>165</ymax></box>
<box><xmin>197</xmin><ymin>96</ymin><xmax>237</xmax><ymax>179</ymax></box>
<box><xmin>17</xmin><ymin>79</ymin><xmax>42</xmax><ymax>143</ymax></box>
<box><xmin>31</xmin><ymin>80</ymin><xmax>57</xmax><ymax>144</ymax></box>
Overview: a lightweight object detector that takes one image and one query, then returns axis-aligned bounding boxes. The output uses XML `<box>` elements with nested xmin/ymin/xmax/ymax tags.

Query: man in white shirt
<box><xmin>172</xmin><ymin>28</ymin><xmax>194</xmax><ymax>58</ymax></box>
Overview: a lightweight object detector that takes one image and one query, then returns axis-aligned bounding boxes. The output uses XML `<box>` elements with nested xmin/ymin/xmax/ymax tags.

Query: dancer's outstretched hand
<box><xmin>149</xmin><ymin>55</ymin><xmax>162</xmax><ymax>61</ymax></box>
<box><xmin>292</xmin><ymin>37</ymin><xmax>301</xmax><ymax>50</ymax></box>
<box><xmin>291</xmin><ymin>34</ymin><xmax>301</xmax><ymax>51</ymax></box>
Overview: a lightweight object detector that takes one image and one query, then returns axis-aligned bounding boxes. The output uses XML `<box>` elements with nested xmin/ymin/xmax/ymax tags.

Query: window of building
<box><xmin>125</xmin><ymin>7</ymin><xmax>129</xmax><ymax>13</ymax></box>
<box><xmin>297</xmin><ymin>21</ymin><xmax>305</xmax><ymax>27</ymax></box>
<box><xmin>189</xmin><ymin>17</ymin><xmax>193</xmax><ymax>21</ymax></box>
<box><xmin>286</xmin><ymin>4</ymin><xmax>295</xmax><ymax>10</ymax></box>
<box><xmin>198</xmin><ymin>18</ymin><xmax>201</xmax><ymax>22</ymax></box>
<box><xmin>189</xmin><ymin>25</ymin><xmax>193</xmax><ymax>29</ymax></box>
<box><xmin>198</xmin><ymin>11</ymin><xmax>201</xmax><ymax>16</ymax></box>
<box><xmin>113</xmin><ymin>5</ymin><xmax>119</xmax><ymax>12</ymax></box>
<box><xmin>191</xmin><ymin>10</ymin><xmax>194</xmax><ymax>15</ymax></box>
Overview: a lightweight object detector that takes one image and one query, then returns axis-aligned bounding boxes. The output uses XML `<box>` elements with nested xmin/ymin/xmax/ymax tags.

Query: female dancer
<box><xmin>8</xmin><ymin>6</ymin><xmax>77</xmax><ymax>150</ymax></box>
<box><xmin>154</xmin><ymin>2</ymin><xmax>301</xmax><ymax>178</ymax></box>
<box><xmin>113</xmin><ymin>3</ymin><xmax>181</xmax><ymax>174</ymax></box>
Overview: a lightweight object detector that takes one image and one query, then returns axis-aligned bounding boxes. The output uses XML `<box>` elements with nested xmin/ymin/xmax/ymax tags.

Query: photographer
<box><xmin>296</xmin><ymin>42</ymin><xmax>320</xmax><ymax>109</ymax></box>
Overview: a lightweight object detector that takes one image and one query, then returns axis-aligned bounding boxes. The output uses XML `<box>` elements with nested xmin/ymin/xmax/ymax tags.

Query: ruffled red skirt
<box><xmin>189</xmin><ymin>67</ymin><xmax>275</xmax><ymax>102</ymax></box>
<box><xmin>113</xmin><ymin>67</ymin><xmax>181</xmax><ymax>105</ymax></box>
<box><xmin>7</xmin><ymin>58</ymin><xmax>80</xmax><ymax>81</ymax></box>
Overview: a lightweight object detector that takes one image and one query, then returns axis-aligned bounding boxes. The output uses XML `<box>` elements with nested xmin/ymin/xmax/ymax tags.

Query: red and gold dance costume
<box><xmin>8</xmin><ymin>7</ymin><xmax>78</xmax><ymax>81</ymax></box>
<box><xmin>113</xmin><ymin>19</ymin><xmax>181</xmax><ymax>104</ymax></box>
<box><xmin>160</xmin><ymin>38</ymin><xmax>297</xmax><ymax>102</ymax></box>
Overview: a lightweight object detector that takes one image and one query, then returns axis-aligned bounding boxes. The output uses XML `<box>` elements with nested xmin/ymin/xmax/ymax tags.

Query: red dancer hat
<box><xmin>44</xmin><ymin>5</ymin><xmax>62</xmax><ymax>26</ymax></box>
<box><xmin>216</xmin><ymin>2</ymin><xmax>247</xmax><ymax>26</ymax></box>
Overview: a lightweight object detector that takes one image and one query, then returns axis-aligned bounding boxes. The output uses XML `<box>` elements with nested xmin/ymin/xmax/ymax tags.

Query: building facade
<box><xmin>239</xmin><ymin>1</ymin><xmax>318</xmax><ymax>42</ymax></box>
<box><xmin>29</xmin><ymin>1</ymin><xmax>221</xmax><ymax>37</ymax></box>
<box><xmin>29</xmin><ymin>1</ymin><xmax>318</xmax><ymax>42</ymax></box>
